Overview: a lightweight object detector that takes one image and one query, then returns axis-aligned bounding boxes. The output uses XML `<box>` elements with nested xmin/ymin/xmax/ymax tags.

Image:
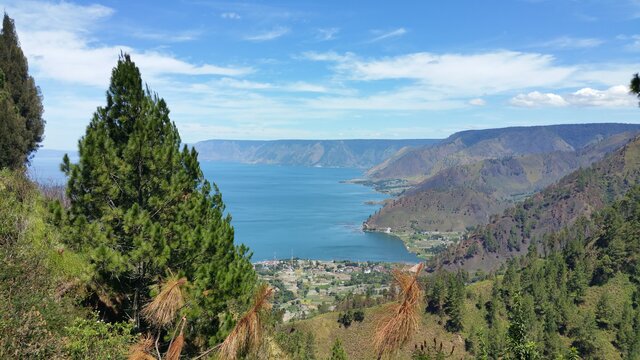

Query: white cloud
<box><xmin>618</xmin><ymin>34</ymin><xmax>640</xmax><ymax>51</ymax></box>
<box><xmin>368</xmin><ymin>28</ymin><xmax>407</xmax><ymax>43</ymax></box>
<box><xmin>306</xmin><ymin>85</ymin><xmax>465</xmax><ymax>111</ymax></box>
<box><xmin>316</xmin><ymin>27</ymin><xmax>339</xmax><ymax>41</ymax></box>
<box><xmin>5</xmin><ymin>0</ymin><xmax>113</xmax><ymax>32</ymax></box>
<box><xmin>469</xmin><ymin>98</ymin><xmax>486</xmax><ymax>106</ymax></box>
<box><xmin>131</xmin><ymin>29</ymin><xmax>200</xmax><ymax>42</ymax></box>
<box><xmin>5</xmin><ymin>1</ymin><xmax>252</xmax><ymax>88</ymax></box>
<box><xmin>566</xmin><ymin>85</ymin><xmax>637</xmax><ymax>107</ymax></box>
<box><xmin>510</xmin><ymin>91</ymin><xmax>569</xmax><ymax>107</ymax></box>
<box><xmin>301</xmin><ymin>51</ymin><xmax>355</xmax><ymax>62</ymax></box>
<box><xmin>533</xmin><ymin>36</ymin><xmax>604</xmax><ymax>49</ymax></box>
<box><xmin>221</xmin><ymin>12</ymin><xmax>241</xmax><ymax>19</ymax></box>
<box><xmin>244</xmin><ymin>26</ymin><xmax>289</xmax><ymax>41</ymax></box>
<box><xmin>510</xmin><ymin>85</ymin><xmax>636</xmax><ymax>108</ymax></box>
<box><xmin>306</xmin><ymin>50</ymin><xmax>576</xmax><ymax>96</ymax></box>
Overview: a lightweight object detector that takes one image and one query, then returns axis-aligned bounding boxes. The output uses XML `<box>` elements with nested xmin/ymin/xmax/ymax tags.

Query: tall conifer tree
<box><xmin>62</xmin><ymin>54</ymin><xmax>255</xmax><ymax>347</ymax></box>
<box><xmin>0</xmin><ymin>13</ymin><xmax>44</xmax><ymax>168</ymax></box>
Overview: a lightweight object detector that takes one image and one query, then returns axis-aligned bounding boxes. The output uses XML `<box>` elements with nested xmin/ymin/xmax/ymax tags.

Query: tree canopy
<box><xmin>0</xmin><ymin>13</ymin><xmax>44</xmax><ymax>169</ymax></box>
<box><xmin>60</xmin><ymin>53</ymin><xmax>256</xmax><ymax>349</ymax></box>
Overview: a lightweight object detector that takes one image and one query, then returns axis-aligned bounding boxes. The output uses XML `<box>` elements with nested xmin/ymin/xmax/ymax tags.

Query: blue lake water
<box><xmin>29</xmin><ymin>152</ymin><xmax>419</xmax><ymax>263</ymax></box>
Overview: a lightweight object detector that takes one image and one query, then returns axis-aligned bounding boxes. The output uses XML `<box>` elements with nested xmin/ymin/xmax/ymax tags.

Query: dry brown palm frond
<box><xmin>166</xmin><ymin>317</ymin><xmax>186</xmax><ymax>360</ymax></box>
<box><xmin>219</xmin><ymin>284</ymin><xmax>274</xmax><ymax>360</ymax></box>
<box><xmin>142</xmin><ymin>276</ymin><xmax>187</xmax><ymax>328</ymax></box>
<box><xmin>128</xmin><ymin>333</ymin><xmax>156</xmax><ymax>360</ymax></box>
<box><xmin>374</xmin><ymin>262</ymin><xmax>424</xmax><ymax>359</ymax></box>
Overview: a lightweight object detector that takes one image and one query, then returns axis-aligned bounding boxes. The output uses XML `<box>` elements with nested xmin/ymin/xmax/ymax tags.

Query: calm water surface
<box><xmin>29</xmin><ymin>152</ymin><xmax>419</xmax><ymax>263</ymax></box>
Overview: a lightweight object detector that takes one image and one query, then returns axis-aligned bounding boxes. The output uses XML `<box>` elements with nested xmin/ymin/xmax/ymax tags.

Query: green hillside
<box><xmin>439</xmin><ymin>134</ymin><xmax>640</xmax><ymax>273</ymax></box>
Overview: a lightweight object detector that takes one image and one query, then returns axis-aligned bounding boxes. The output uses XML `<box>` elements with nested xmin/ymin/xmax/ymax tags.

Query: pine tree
<box><xmin>505</xmin><ymin>293</ymin><xmax>540</xmax><ymax>360</ymax></box>
<box><xmin>616</xmin><ymin>302</ymin><xmax>635</xmax><ymax>356</ymax></box>
<box><xmin>444</xmin><ymin>273</ymin><xmax>465</xmax><ymax>332</ymax></box>
<box><xmin>329</xmin><ymin>339</ymin><xmax>348</xmax><ymax>360</ymax></box>
<box><xmin>0</xmin><ymin>13</ymin><xmax>44</xmax><ymax>169</ymax></box>
<box><xmin>631</xmin><ymin>73</ymin><xmax>640</xmax><ymax>106</ymax></box>
<box><xmin>61</xmin><ymin>54</ymin><xmax>255</xmax><ymax>348</ymax></box>
<box><xmin>571</xmin><ymin>312</ymin><xmax>598</xmax><ymax>358</ymax></box>
<box><xmin>0</xmin><ymin>69</ymin><xmax>25</xmax><ymax>169</ymax></box>
<box><xmin>595</xmin><ymin>292</ymin><xmax>614</xmax><ymax>329</ymax></box>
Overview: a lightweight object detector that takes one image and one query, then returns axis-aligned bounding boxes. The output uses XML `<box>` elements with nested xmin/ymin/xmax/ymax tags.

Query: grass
<box><xmin>291</xmin><ymin>305</ymin><xmax>466</xmax><ymax>359</ymax></box>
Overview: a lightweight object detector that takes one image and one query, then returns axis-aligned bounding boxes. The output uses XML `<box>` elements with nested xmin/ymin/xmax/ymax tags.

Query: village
<box><xmin>255</xmin><ymin>259</ymin><xmax>398</xmax><ymax>321</ymax></box>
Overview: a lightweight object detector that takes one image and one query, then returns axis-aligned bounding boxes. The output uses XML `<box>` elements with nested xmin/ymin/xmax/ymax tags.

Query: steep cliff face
<box><xmin>192</xmin><ymin>139</ymin><xmax>440</xmax><ymax>168</ymax></box>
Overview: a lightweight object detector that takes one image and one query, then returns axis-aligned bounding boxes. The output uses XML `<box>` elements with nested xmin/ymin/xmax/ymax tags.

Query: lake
<box><xmin>29</xmin><ymin>151</ymin><xmax>420</xmax><ymax>263</ymax></box>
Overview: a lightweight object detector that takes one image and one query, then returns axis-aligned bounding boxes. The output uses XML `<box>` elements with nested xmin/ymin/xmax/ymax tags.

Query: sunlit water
<box><xmin>29</xmin><ymin>151</ymin><xmax>419</xmax><ymax>263</ymax></box>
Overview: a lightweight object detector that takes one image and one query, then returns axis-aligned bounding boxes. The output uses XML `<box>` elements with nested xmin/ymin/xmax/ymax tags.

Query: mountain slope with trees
<box><xmin>365</xmin><ymin>131</ymin><xmax>638</xmax><ymax>233</ymax></box>
<box><xmin>438</xmin><ymin>134</ymin><xmax>640</xmax><ymax>273</ymax></box>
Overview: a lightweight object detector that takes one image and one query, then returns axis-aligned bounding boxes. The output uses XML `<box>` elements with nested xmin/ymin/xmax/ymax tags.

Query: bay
<box><xmin>29</xmin><ymin>151</ymin><xmax>419</xmax><ymax>263</ymax></box>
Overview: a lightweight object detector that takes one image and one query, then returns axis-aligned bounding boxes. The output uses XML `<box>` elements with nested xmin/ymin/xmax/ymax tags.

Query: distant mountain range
<box><xmin>364</xmin><ymin>123</ymin><xmax>640</xmax><ymax>233</ymax></box>
<box><xmin>192</xmin><ymin>139</ymin><xmax>440</xmax><ymax>168</ymax></box>
<box><xmin>366</xmin><ymin>123</ymin><xmax>640</xmax><ymax>182</ymax></box>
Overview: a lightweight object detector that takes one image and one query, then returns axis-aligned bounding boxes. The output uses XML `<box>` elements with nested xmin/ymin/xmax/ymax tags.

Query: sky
<box><xmin>3</xmin><ymin>0</ymin><xmax>640</xmax><ymax>150</ymax></box>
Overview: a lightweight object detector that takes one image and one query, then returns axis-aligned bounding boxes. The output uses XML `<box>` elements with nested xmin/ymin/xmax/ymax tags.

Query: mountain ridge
<box><xmin>192</xmin><ymin>139</ymin><xmax>441</xmax><ymax>168</ymax></box>
<box><xmin>366</xmin><ymin>123</ymin><xmax>640</xmax><ymax>182</ymax></box>
<box><xmin>364</xmin><ymin>130</ymin><xmax>640</xmax><ymax>233</ymax></box>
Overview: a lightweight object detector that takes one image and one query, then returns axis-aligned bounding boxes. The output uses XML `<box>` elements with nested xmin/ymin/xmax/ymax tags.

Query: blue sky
<box><xmin>4</xmin><ymin>0</ymin><xmax>640</xmax><ymax>149</ymax></box>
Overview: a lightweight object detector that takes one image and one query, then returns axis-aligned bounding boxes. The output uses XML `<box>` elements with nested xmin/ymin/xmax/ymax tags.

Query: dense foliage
<box><xmin>58</xmin><ymin>54</ymin><xmax>256</xmax><ymax>350</ymax></box>
<box><xmin>0</xmin><ymin>13</ymin><xmax>44</xmax><ymax>169</ymax></box>
<box><xmin>461</xmin><ymin>186</ymin><xmax>640</xmax><ymax>359</ymax></box>
<box><xmin>0</xmin><ymin>170</ymin><xmax>135</xmax><ymax>358</ymax></box>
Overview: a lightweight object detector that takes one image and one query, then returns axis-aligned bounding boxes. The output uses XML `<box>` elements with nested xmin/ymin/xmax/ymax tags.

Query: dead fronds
<box><xmin>166</xmin><ymin>317</ymin><xmax>186</xmax><ymax>360</ymax></box>
<box><xmin>218</xmin><ymin>284</ymin><xmax>273</xmax><ymax>360</ymax></box>
<box><xmin>374</xmin><ymin>263</ymin><xmax>424</xmax><ymax>359</ymax></box>
<box><xmin>128</xmin><ymin>333</ymin><xmax>156</xmax><ymax>360</ymax></box>
<box><xmin>142</xmin><ymin>277</ymin><xmax>187</xmax><ymax>328</ymax></box>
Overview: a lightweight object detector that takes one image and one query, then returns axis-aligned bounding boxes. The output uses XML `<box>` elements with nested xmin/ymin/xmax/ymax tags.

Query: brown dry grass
<box><xmin>373</xmin><ymin>263</ymin><xmax>424</xmax><ymax>359</ymax></box>
<box><xmin>142</xmin><ymin>277</ymin><xmax>187</xmax><ymax>329</ymax></box>
<box><xmin>219</xmin><ymin>284</ymin><xmax>273</xmax><ymax>360</ymax></box>
<box><xmin>128</xmin><ymin>333</ymin><xmax>156</xmax><ymax>360</ymax></box>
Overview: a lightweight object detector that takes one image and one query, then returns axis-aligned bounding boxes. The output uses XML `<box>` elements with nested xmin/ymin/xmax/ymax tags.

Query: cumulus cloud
<box><xmin>510</xmin><ymin>85</ymin><xmax>636</xmax><ymax>108</ymax></box>
<box><xmin>566</xmin><ymin>85</ymin><xmax>637</xmax><ymax>107</ymax></box>
<box><xmin>244</xmin><ymin>26</ymin><xmax>289</xmax><ymax>41</ymax></box>
<box><xmin>510</xmin><ymin>91</ymin><xmax>569</xmax><ymax>107</ymax></box>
